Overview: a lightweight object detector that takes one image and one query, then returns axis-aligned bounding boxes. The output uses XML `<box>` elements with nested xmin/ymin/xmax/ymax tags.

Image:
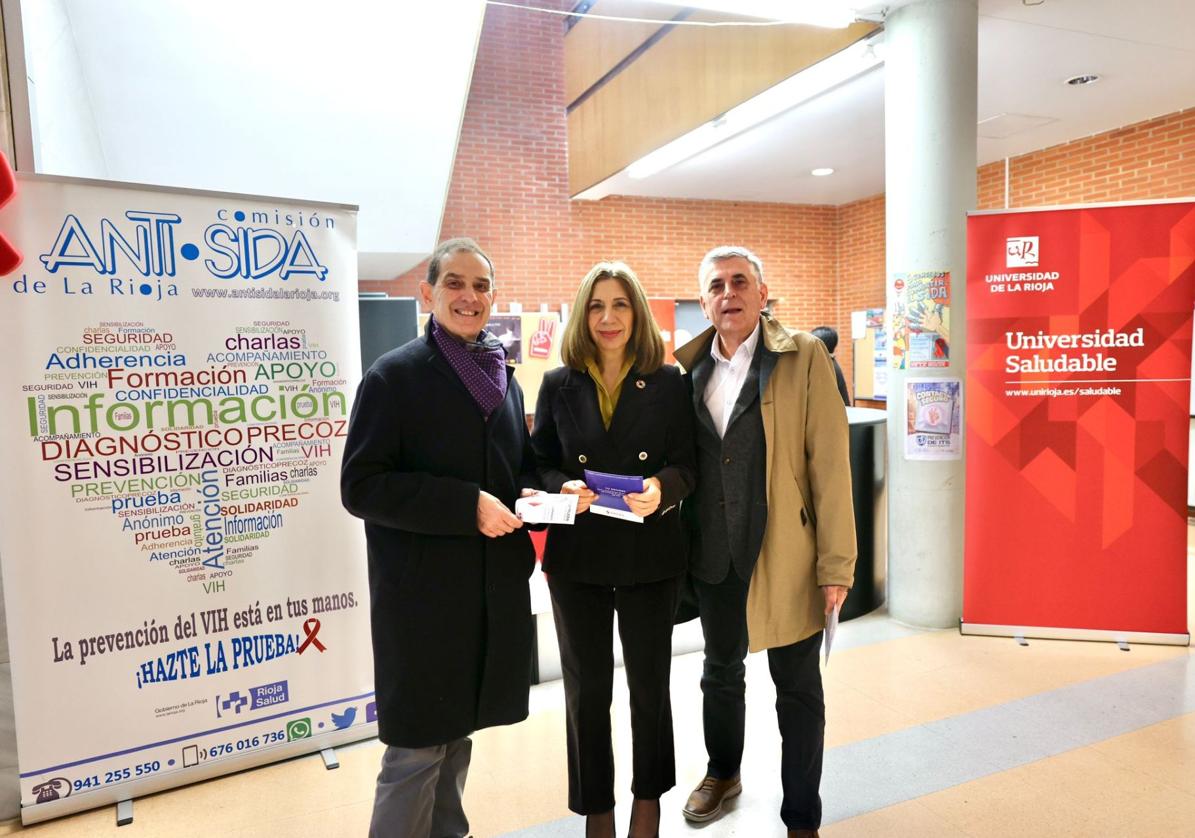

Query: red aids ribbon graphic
<box><xmin>0</xmin><ymin>152</ymin><xmax>20</xmax><ymax>276</ymax></box>
<box><xmin>297</xmin><ymin>618</ymin><xmax>326</xmax><ymax>654</ymax></box>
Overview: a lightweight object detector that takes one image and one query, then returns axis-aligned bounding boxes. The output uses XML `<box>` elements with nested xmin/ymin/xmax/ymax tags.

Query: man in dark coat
<box><xmin>341</xmin><ymin>238</ymin><xmax>539</xmax><ymax>838</ymax></box>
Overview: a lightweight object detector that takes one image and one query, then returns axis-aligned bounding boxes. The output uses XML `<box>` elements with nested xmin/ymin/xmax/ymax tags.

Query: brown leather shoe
<box><xmin>681</xmin><ymin>774</ymin><xmax>742</xmax><ymax>823</ymax></box>
<box><xmin>787</xmin><ymin>830</ymin><xmax>820</xmax><ymax>837</ymax></box>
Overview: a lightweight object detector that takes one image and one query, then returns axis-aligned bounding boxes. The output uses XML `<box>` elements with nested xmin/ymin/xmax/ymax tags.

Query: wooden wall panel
<box><xmin>566</xmin><ymin>18</ymin><xmax>878</xmax><ymax>196</ymax></box>
<box><xmin>564</xmin><ymin>0</ymin><xmax>671</xmax><ymax>106</ymax></box>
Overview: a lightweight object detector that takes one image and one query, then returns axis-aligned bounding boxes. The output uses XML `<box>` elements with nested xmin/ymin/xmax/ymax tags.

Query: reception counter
<box><xmin>843</xmin><ymin>407</ymin><xmax>888</xmax><ymax>621</ymax></box>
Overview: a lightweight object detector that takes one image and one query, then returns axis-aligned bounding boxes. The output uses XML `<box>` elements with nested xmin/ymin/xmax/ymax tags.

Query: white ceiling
<box><xmin>589</xmin><ymin>0</ymin><xmax>1195</xmax><ymax>205</ymax></box>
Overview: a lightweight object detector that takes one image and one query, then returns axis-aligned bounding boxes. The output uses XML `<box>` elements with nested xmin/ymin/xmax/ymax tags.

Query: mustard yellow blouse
<box><xmin>585</xmin><ymin>357</ymin><xmax>634</xmax><ymax>430</ymax></box>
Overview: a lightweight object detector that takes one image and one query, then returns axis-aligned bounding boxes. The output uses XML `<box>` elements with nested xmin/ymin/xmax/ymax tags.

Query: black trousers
<box><xmin>694</xmin><ymin>569</ymin><xmax>825</xmax><ymax>831</ymax></box>
<box><xmin>547</xmin><ymin>574</ymin><xmax>680</xmax><ymax>814</ymax></box>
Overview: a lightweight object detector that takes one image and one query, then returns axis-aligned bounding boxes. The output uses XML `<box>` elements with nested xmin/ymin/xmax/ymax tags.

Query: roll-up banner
<box><xmin>963</xmin><ymin>200</ymin><xmax>1194</xmax><ymax>645</ymax></box>
<box><xmin>0</xmin><ymin>174</ymin><xmax>374</xmax><ymax>823</ymax></box>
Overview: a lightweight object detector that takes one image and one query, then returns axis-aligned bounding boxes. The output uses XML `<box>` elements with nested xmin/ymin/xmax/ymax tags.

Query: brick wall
<box><xmin>998</xmin><ymin>108</ymin><xmax>1195</xmax><ymax>208</ymax></box>
<box><xmin>835</xmin><ymin>194</ymin><xmax>886</xmax><ymax>398</ymax></box>
<box><xmin>977</xmin><ymin>160</ymin><xmax>1004</xmax><ymax>212</ymax></box>
<box><xmin>834</xmin><ymin>107</ymin><xmax>1195</xmax><ymax>393</ymax></box>
<box><xmin>361</xmin><ymin>3</ymin><xmax>839</xmax><ymax>331</ymax></box>
<box><xmin>364</xmin><ymin>3</ymin><xmax>1195</xmax><ymax>396</ymax></box>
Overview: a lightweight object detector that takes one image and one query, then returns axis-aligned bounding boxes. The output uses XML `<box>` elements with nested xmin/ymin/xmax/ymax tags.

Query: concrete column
<box><xmin>884</xmin><ymin>0</ymin><xmax>977</xmax><ymax>627</ymax></box>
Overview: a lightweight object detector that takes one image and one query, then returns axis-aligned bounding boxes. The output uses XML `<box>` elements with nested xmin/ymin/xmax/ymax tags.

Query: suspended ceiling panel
<box><xmin>587</xmin><ymin>0</ymin><xmax>1195</xmax><ymax>205</ymax></box>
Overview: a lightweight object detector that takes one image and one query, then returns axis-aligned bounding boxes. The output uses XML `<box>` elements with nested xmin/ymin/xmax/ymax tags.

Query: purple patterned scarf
<box><xmin>431</xmin><ymin>316</ymin><xmax>509</xmax><ymax>419</ymax></box>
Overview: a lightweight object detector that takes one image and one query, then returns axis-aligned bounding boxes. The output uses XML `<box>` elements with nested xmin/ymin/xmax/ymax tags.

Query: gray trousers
<box><xmin>368</xmin><ymin>737</ymin><xmax>472</xmax><ymax>838</ymax></box>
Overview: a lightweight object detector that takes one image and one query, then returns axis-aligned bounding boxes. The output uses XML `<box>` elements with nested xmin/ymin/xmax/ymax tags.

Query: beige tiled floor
<box><xmin>1</xmin><ymin>536</ymin><xmax>1191</xmax><ymax>836</ymax></box>
<box><xmin>824</xmin><ymin>629</ymin><xmax>1186</xmax><ymax>748</ymax></box>
<box><xmin>824</xmin><ymin>714</ymin><xmax>1195</xmax><ymax>838</ymax></box>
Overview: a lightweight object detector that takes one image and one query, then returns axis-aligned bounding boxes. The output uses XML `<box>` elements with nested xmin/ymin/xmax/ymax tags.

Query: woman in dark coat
<box><xmin>532</xmin><ymin>262</ymin><xmax>697</xmax><ymax>838</ymax></box>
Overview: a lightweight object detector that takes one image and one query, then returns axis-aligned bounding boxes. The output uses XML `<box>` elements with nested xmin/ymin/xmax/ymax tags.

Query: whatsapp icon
<box><xmin>286</xmin><ymin>718</ymin><xmax>312</xmax><ymax>741</ymax></box>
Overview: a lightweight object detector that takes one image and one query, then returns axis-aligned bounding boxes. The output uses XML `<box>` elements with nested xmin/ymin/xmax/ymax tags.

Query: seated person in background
<box><xmin>811</xmin><ymin>326</ymin><xmax>852</xmax><ymax>407</ymax></box>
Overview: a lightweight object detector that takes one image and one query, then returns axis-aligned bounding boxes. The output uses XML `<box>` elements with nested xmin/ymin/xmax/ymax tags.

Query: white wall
<box><xmin>13</xmin><ymin>0</ymin><xmax>106</xmax><ymax>176</ymax></box>
<box><xmin>12</xmin><ymin>0</ymin><xmax>487</xmax><ymax>278</ymax></box>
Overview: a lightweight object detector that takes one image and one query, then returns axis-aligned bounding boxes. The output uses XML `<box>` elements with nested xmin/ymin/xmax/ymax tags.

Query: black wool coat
<box><xmin>531</xmin><ymin>363</ymin><xmax>697</xmax><ymax>585</ymax></box>
<box><xmin>341</xmin><ymin>329</ymin><xmax>537</xmax><ymax>748</ymax></box>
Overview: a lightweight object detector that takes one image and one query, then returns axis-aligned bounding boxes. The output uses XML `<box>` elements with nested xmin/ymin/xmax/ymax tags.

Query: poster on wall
<box><xmin>963</xmin><ymin>200</ymin><xmax>1194</xmax><ymax>644</ymax></box>
<box><xmin>871</xmin><ymin>307</ymin><xmax>888</xmax><ymax>400</ymax></box>
<box><xmin>648</xmin><ymin>298</ymin><xmax>677</xmax><ymax>365</ymax></box>
<box><xmin>486</xmin><ymin>314</ymin><xmax>524</xmax><ymax>363</ymax></box>
<box><xmin>0</xmin><ymin>174</ymin><xmax>374</xmax><ymax>821</ymax></box>
<box><xmin>905</xmin><ymin>378</ymin><xmax>961</xmax><ymax>460</ymax></box>
<box><xmin>423</xmin><ymin>310</ymin><xmax>562</xmax><ymax>406</ymax></box>
<box><xmin>891</xmin><ymin>271</ymin><xmax>950</xmax><ymax>369</ymax></box>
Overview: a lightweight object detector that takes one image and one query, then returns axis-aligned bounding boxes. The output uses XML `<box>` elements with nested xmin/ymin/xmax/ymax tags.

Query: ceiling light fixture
<box><xmin>811</xmin><ymin>168</ymin><xmax>835</xmax><ymax>176</ymax></box>
<box><xmin>1065</xmin><ymin>73</ymin><xmax>1100</xmax><ymax>86</ymax></box>
<box><xmin>646</xmin><ymin>0</ymin><xmax>857</xmax><ymax>28</ymax></box>
<box><xmin>626</xmin><ymin>34</ymin><xmax>883</xmax><ymax>180</ymax></box>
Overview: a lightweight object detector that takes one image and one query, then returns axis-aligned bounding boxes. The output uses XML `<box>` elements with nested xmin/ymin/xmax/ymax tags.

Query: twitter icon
<box><xmin>331</xmin><ymin>707</ymin><xmax>357</xmax><ymax>730</ymax></box>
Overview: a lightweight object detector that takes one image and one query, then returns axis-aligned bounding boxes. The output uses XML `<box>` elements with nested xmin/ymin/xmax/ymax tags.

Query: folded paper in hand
<box><xmin>515</xmin><ymin>493</ymin><xmax>578</xmax><ymax>525</ymax></box>
<box><xmin>823</xmin><ymin>604</ymin><xmax>840</xmax><ymax>664</ymax></box>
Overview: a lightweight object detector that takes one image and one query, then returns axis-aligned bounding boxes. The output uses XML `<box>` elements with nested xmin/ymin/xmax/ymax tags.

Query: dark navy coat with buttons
<box><xmin>341</xmin><ymin>328</ymin><xmax>537</xmax><ymax>748</ymax></box>
<box><xmin>531</xmin><ymin>363</ymin><xmax>697</xmax><ymax>585</ymax></box>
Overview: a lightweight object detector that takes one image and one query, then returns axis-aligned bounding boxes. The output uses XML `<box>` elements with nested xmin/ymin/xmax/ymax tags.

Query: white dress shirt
<box><xmin>703</xmin><ymin>322</ymin><xmax>761</xmax><ymax>438</ymax></box>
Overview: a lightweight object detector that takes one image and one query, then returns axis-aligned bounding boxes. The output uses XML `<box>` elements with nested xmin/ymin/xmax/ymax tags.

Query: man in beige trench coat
<box><xmin>673</xmin><ymin>246</ymin><xmax>857</xmax><ymax>838</ymax></box>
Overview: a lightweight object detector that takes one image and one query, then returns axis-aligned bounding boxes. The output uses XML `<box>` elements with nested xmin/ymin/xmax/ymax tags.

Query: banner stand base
<box><xmin>960</xmin><ymin>622</ymin><xmax>1190</xmax><ymax>647</ymax></box>
<box><xmin>21</xmin><ymin>724</ymin><xmax>378</xmax><ymax>826</ymax></box>
<box><xmin>115</xmin><ymin>799</ymin><xmax>132</xmax><ymax>827</ymax></box>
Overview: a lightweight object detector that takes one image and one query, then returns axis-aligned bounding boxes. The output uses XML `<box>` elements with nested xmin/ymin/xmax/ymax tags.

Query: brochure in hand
<box><xmin>582</xmin><ymin>469</ymin><xmax>645</xmax><ymax>523</ymax></box>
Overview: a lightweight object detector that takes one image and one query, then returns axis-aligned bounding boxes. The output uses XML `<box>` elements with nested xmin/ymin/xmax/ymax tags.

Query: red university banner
<box><xmin>964</xmin><ymin>201</ymin><xmax>1194</xmax><ymax>642</ymax></box>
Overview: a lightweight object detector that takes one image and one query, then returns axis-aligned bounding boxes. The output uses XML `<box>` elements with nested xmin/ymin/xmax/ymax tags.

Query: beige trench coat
<box><xmin>675</xmin><ymin>314</ymin><xmax>857</xmax><ymax>652</ymax></box>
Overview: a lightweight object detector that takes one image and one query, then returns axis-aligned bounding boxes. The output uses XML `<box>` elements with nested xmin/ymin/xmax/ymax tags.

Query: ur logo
<box><xmin>1006</xmin><ymin>236</ymin><xmax>1039</xmax><ymax>267</ymax></box>
<box><xmin>218</xmin><ymin>691</ymin><xmax>249</xmax><ymax>717</ymax></box>
<box><xmin>286</xmin><ymin>718</ymin><xmax>312</xmax><ymax>741</ymax></box>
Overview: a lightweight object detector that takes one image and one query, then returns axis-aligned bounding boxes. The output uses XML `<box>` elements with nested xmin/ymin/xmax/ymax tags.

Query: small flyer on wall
<box><xmin>871</xmin><ymin>310</ymin><xmax>888</xmax><ymax>400</ymax></box>
<box><xmin>905</xmin><ymin>378</ymin><xmax>962</xmax><ymax>460</ymax></box>
<box><xmin>891</xmin><ymin>271</ymin><xmax>950</xmax><ymax>369</ymax></box>
<box><xmin>485</xmin><ymin>315</ymin><xmax>523</xmax><ymax>363</ymax></box>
